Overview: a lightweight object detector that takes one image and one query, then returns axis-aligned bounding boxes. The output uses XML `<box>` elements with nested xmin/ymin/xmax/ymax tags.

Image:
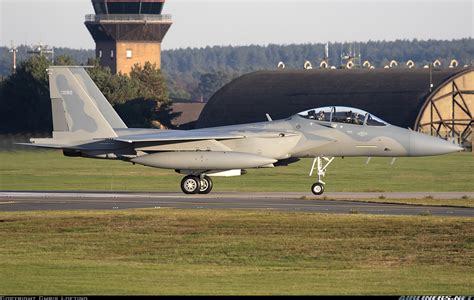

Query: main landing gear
<box><xmin>180</xmin><ymin>175</ymin><xmax>213</xmax><ymax>194</ymax></box>
<box><xmin>309</xmin><ymin>157</ymin><xmax>335</xmax><ymax>195</ymax></box>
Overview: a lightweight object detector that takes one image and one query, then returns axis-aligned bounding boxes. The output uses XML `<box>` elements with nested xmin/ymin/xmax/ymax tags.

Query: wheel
<box><xmin>198</xmin><ymin>176</ymin><xmax>213</xmax><ymax>194</ymax></box>
<box><xmin>181</xmin><ymin>175</ymin><xmax>201</xmax><ymax>194</ymax></box>
<box><xmin>311</xmin><ymin>183</ymin><xmax>325</xmax><ymax>196</ymax></box>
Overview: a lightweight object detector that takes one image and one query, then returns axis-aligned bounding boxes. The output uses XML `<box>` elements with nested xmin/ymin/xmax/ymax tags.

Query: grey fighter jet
<box><xmin>24</xmin><ymin>67</ymin><xmax>463</xmax><ymax>195</ymax></box>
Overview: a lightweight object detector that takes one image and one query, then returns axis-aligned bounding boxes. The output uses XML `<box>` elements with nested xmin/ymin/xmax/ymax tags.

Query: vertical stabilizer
<box><xmin>68</xmin><ymin>67</ymin><xmax>127</xmax><ymax>129</ymax></box>
<box><xmin>47</xmin><ymin>67</ymin><xmax>124</xmax><ymax>141</ymax></box>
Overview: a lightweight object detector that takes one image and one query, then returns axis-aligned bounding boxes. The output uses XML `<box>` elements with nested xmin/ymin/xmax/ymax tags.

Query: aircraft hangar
<box><xmin>196</xmin><ymin>67</ymin><xmax>474</xmax><ymax>150</ymax></box>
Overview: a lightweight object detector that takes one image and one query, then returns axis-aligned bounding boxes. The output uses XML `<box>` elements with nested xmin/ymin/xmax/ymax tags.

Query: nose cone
<box><xmin>409</xmin><ymin>132</ymin><xmax>463</xmax><ymax>156</ymax></box>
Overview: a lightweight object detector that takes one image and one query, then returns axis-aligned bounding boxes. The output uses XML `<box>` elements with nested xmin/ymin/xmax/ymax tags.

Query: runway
<box><xmin>0</xmin><ymin>191</ymin><xmax>473</xmax><ymax>217</ymax></box>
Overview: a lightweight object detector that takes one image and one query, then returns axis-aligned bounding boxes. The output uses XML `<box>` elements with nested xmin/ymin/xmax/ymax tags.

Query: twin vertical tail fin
<box><xmin>32</xmin><ymin>67</ymin><xmax>127</xmax><ymax>146</ymax></box>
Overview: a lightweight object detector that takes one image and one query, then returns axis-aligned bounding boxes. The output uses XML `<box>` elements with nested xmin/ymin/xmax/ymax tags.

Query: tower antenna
<box><xmin>325</xmin><ymin>42</ymin><xmax>329</xmax><ymax>61</ymax></box>
<box><xmin>9</xmin><ymin>41</ymin><xmax>18</xmax><ymax>74</ymax></box>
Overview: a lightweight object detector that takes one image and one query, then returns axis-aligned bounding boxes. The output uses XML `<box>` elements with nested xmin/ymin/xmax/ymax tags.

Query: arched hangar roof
<box><xmin>196</xmin><ymin>68</ymin><xmax>472</xmax><ymax>129</ymax></box>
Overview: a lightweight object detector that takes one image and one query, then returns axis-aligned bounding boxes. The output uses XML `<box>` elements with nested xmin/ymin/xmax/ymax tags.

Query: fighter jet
<box><xmin>23</xmin><ymin>67</ymin><xmax>463</xmax><ymax>195</ymax></box>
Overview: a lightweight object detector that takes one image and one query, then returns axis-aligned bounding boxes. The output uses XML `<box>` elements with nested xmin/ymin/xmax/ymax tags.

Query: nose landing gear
<box><xmin>309</xmin><ymin>157</ymin><xmax>334</xmax><ymax>195</ymax></box>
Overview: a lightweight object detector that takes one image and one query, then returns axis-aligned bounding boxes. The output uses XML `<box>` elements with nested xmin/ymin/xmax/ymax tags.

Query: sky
<box><xmin>0</xmin><ymin>0</ymin><xmax>472</xmax><ymax>50</ymax></box>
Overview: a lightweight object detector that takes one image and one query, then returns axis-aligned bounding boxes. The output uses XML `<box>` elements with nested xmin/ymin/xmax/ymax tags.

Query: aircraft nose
<box><xmin>409</xmin><ymin>131</ymin><xmax>463</xmax><ymax>156</ymax></box>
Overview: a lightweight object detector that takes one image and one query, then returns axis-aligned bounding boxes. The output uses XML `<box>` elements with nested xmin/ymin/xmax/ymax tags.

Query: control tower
<box><xmin>85</xmin><ymin>0</ymin><xmax>172</xmax><ymax>74</ymax></box>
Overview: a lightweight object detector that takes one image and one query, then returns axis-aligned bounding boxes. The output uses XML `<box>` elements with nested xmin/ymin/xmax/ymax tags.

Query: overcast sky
<box><xmin>0</xmin><ymin>0</ymin><xmax>472</xmax><ymax>50</ymax></box>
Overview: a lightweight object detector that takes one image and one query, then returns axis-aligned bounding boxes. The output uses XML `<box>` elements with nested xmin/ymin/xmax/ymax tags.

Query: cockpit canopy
<box><xmin>298</xmin><ymin>106</ymin><xmax>388</xmax><ymax>126</ymax></box>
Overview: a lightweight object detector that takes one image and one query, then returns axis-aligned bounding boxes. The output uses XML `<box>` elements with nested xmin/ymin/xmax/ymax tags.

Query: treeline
<box><xmin>0</xmin><ymin>55</ymin><xmax>177</xmax><ymax>134</ymax></box>
<box><xmin>0</xmin><ymin>46</ymin><xmax>94</xmax><ymax>77</ymax></box>
<box><xmin>163</xmin><ymin>39</ymin><xmax>474</xmax><ymax>74</ymax></box>
<box><xmin>162</xmin><ymin>39</ymin><xmax>474</xmax><ymax>102</ymax></box>
<box><xmin>1</xmin><ymin>39</ymin><xmax>473</xmax><ymax>103</ymax></box>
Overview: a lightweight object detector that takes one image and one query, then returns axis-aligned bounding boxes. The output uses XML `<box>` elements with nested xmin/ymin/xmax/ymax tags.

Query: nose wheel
<box><xmin>309</xmin><ymin>157</ymin><xmax>334</xmax><ymax>196</ymax></box>
<box><xmin>311</xmin><ymin>182</ymin><xmax>325</xmax><ymax>195</ymax></box>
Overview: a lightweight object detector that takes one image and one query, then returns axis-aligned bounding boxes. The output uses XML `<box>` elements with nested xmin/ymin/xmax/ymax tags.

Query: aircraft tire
<box><xmin>311</xmin><ymin>183</ymin><xmax>325</xmax><ymax>196</ymax></box>
<box><xmin>198</xmin><ymin>176</ymin><xmax>213</xmax><ymax>194</ymax></box>
<box><xmin>181</xmin><ymin>175</ymin><xmax>201</xmax><ymax>194</ymax></box>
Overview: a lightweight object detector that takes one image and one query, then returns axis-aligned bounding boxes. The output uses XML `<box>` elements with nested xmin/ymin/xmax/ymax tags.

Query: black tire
<box><xmin>198</xmin><ymin>176</ymin><xmax>213</xmax><ymax>194</ymax></box>
<box><xmin>311</xmin><ymin>183</ymin><xmax>325</xmax><ymax>196</ymax></box>
<box><xmin>181</xmin><ymin>175</ymin><xmax>201</xmax><ymax>194</ymax></box>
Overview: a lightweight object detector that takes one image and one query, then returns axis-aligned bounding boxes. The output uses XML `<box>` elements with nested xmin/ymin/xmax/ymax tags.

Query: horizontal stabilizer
<box><xmin>16</xmin><ymin>142</ymin><xmax>72</xmax><ymax>149</ymax></box>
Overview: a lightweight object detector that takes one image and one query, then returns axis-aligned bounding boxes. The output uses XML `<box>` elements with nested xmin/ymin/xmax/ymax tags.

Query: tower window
<box><xmin>99</xmin><ymin>50</ymin><xmax>102</xmax><ymax>58</ymax></box>
<box><xmin>126</xmin><ymin>50</ymin><xmax>132</xmax><ymax>59</ymax></box>
<box><xmin>111</xmin><ymin>50</ymin><xmax>114</xmax><ymax>58</ymax></box>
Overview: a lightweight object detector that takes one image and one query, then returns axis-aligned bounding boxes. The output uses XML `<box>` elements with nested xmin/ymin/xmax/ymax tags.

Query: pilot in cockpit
<box><xmin>307</xmin><ymin>110</ymin><xmax>317</xmax><ymax>119</ymax></box>
<box><xmin>317</xmin><ymin>110</ymin><xmax>325</xmax><ymax>121</ymax></box>
<box><xmin>353</xmin><ymin>113</ymin><xmax>361</xmax><ymax>125</ymax></box>
<box><xmin>345</xmin><ymin>111</ymin><xmax>353</xmax><ymax>123</ymax></box>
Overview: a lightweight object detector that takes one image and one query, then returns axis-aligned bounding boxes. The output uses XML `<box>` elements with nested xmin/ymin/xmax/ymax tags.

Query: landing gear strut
<box><xmin>309</xmin><ymin>157</ymin><xmax>334</xmax><ymax>195</ymax></box>
<box><xmin>180</xmin><ymin>175</ymin><xmax>213</xmax><ymax>194</ymax></box>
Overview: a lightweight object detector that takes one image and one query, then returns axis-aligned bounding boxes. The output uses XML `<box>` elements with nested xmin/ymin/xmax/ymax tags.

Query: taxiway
<box><xmin>0</xmin><ymin>191</ymin><xmax>473</xmax><ymax>217</ymax></box>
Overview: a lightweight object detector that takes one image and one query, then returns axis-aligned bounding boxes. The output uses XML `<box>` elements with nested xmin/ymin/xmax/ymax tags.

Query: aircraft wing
<box><xmin>114</xmin><ymin>128</ymin><xmax>303</xmax><ymax>144</ymax></box>
<box><xmin>114</xmin><ymin>130</ymin><xmax>247</xmax><ymax>144</ymax></box>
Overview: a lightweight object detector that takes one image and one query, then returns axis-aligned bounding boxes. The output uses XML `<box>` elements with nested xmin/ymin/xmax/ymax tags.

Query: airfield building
<box><xmin>197</xmin><ymin>68</ymin><xmax>474</xmax><ymax>150</ymax></box>
<box><xmin>85</xmin><ymin>0</ymin><xmax>172</xmax><ymax>74</ymax></box>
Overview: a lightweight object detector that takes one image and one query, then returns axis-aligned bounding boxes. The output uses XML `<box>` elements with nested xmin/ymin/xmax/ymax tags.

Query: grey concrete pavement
<box><xmin>0</xmin><ymin>191</ymin><xmax>473</xmax><ymax>217</ymax></box>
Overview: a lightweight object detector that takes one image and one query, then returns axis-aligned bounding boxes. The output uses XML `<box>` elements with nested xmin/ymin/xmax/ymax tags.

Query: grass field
<box><xmin>0</xmin><ymin>209</ymin><xmax>473</xmax><ymax>295</ymax></box>
<box><xmin>0</xmin><ymin>150</ymin><xmax>473</xmax><ymax>193</ymax></box>
<box><xmin>0</xmin><ymin>151</ymin><xmax>473</xmax><ymax>295</ymax></box>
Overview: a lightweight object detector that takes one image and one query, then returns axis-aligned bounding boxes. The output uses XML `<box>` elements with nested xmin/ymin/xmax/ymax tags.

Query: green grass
<box><xmin>0</xmin><ymin>150</ymin><xmax>473</xmax><ymax>193</ymax></box>
<box><xmin>0</xmin><ymin>209</ymin><xmax>472</xmax><ymax>295</ymax></box>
